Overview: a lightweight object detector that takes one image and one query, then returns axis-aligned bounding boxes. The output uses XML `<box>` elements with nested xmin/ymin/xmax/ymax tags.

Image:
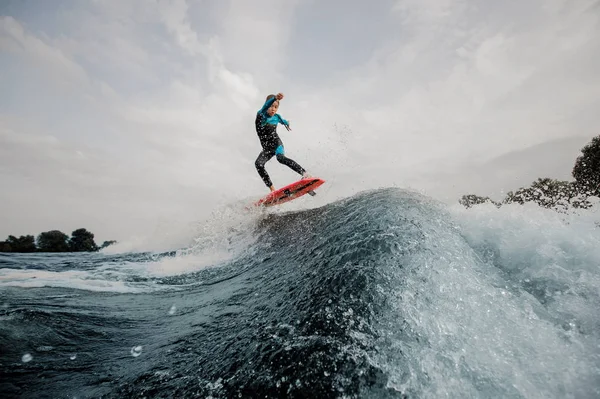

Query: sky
<box><xmin>1</xmin><ymin>0</ymin><xmax>599</xmax><ymax>245</ymax></box>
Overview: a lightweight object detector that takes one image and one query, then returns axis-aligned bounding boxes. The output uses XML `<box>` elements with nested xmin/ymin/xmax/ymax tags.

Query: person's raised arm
<box><xmin>259</xmin><ymin>96</ymin><xmax>277</xmax><ymax>114</ymax></box>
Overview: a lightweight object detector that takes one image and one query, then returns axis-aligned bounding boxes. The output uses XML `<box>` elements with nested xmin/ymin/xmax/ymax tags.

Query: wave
<box><xmin>1</xmin><ymin>188</ymin><xmax>598</xmax><ymax>398</ymax></box>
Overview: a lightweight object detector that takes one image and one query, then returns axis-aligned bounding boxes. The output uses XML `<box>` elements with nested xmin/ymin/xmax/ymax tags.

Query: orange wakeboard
<box><xmin>254</xmin><ymin>177</ymin><xmax>325</xmax><ymax>207</ymax></box>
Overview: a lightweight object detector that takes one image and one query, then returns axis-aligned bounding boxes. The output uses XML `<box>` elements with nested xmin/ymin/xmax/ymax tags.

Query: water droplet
<box><xmin>70</xmin><ymin>354</ymin><xmax>77</xmax><ymax>360</ymax></box>
<box><xmin>22</xmin><ymin>353</ymin><xmax>33</xmax><ymax>363</ymax></box>
<box><xmin>168</xmin><ymin>305</ymin><xmax>176</xmax><ymax>315</ymax></box>
<box><xmin>130</xmin><ymin>346</ymin><xmax>143</xmax><ymax>357</ymax></box>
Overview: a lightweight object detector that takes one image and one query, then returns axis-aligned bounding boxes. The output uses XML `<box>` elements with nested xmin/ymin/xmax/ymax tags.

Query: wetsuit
<box><xmin>255</xmin><ymin>96</ymin><xmax>305</xmax><ymax>187</ymax></box>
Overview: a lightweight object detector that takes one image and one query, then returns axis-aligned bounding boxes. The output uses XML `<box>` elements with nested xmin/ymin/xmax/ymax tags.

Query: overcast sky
<box><xmin>1</xmin><ymin>0</ymin><xmax>599</xmax><ymax>244</ymax></box>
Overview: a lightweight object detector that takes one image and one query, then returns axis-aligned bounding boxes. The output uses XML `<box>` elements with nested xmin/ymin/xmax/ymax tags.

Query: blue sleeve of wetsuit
<box><xmin>277</xmin><ymin>115</ymin><xmax>289</xmax><ymax>126</ymax></box>
<box><xmin>258</xmin><ymin>97</ymin><xmax>277</xmax><ymax>114</ymax></box>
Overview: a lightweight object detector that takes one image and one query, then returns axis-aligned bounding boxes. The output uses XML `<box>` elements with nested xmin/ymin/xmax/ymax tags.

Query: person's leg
<box><xmin>275</xmin><ymin>145</ymin><xmax>306</xmax><ymax>176</ymax></box>
<box><xmin>255</xmin><ymin>150</ymin><xmax>275</xmax><ymax>188</ymax></box>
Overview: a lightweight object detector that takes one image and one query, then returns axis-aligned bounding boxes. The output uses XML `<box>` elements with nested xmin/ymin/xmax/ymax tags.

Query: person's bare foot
<box><xmin>301</xmin><ymin>172</ymin><xmax>312</xmax><ymax>179</ymax></box>
<box><xmin>269</xmin><ymin>185</ymin><xmax>276</xmax><ymax>192</ymax></box>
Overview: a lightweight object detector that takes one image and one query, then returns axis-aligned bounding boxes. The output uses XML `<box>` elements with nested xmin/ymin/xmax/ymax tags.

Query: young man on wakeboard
<box><xmin>254</xmin><ymin>93</ymin><xmax>310</xmax><ymax>192</ymax></box>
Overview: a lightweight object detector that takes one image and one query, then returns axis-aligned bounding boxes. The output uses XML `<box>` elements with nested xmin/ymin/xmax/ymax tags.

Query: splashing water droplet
<box><xmin>70</xmin><ymin>354</ymin><xmax>77</xmax><ymax>360</ymax></box>
<box><xmin>168</xmin><ymin>305</ymin><xmax>176</xmax><ymax>315</ymax></box>
<box><xmin>130</xmin><ymin>346</ymin><xmax>143</xmax><ymax>357</ymax></box>
<box><xmin>22</xmin><ymin>353</ymin><xmax>33</xmax><ymax>363</ymax></box>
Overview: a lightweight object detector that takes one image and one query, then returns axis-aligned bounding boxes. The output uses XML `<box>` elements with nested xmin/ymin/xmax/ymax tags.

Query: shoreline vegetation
<box><xmin>0</xmin><ymin>228</ymin><xmax>115</xmax><ymax>253</ymax></box>
<box><xmin>459</xmin><ymin>135</ymin><xmax>599</xmax><ymax>211</ymax></box>
<box><xmin>2</xmin><ymin>136</ymin><xmax>598</xmax><ymax>253</ymax></box>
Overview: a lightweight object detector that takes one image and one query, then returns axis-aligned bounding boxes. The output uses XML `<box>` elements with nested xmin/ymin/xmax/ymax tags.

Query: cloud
<box><xmin>0</xmin><ymin>16</ymin><xmax>91</xmax><ymax>87</ymax></box>
<box><xmin>160</xmin><ymin>0</ymin><xmax>209</xmax><ymax>57</ymax></box>
<box><xmin>295</xmin><ymin>0</ymin><xmax>599</xmax><ymax>161</ymax></box>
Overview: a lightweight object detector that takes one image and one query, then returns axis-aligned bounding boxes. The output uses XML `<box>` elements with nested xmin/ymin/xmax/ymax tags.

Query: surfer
<box><xmin>254</xmin><ymin>93</ymin><xmax>310</xmax><ymax>192</ymax></box>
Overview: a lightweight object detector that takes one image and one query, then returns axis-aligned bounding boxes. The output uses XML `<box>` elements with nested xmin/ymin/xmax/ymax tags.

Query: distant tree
<box><xmin>5</xmin><ymin>235</ymin><xmax>37</xmax><ymax>252</ymax></box>
<box><xmin>459</xmin><ymin>194</ymin><xmax>500</xmax><ymax>209</ymax></box>
<box><xmin>503</xmin><ymin>178</ymin><xmax>591</xmax><ymax>211</ymax></box>
<box><xmin>0</xmin><ymin>241</ymin><xmax>12</xmax><ymax>252</ymax></box>
<box><xmin>99</xmin><ymin>240</ymin><xmax>117</xmax><ymax>250</ymax></box>
<box><xmin>69</xmin><ymin>228</ymin><xmax>98</xmax><ymax>252</ymax></box>
<box><xmin>572</xmin><ymin>135</ymin><xmax>600</xmax><ymax>198</ymax></box>
<box><xmin>459</xmin><ymin>135</ymin><xmax>600</xmax><ymax>212</ymax></box>
<box><xmin>37</xmin><ymin>230</ymin><xmax>70</xmax><ymax>252</ymax></box>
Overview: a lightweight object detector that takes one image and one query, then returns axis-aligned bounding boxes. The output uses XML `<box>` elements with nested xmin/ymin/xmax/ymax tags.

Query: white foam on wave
<box><xmin>450</xmin><ymin>200</ymin><xmax>600</xmax><ymax>272</ymax></box>
<box><xmin>125</xmin><ymin>200</ymin><xmax>262</xmax><ymax>278</ymax></box>
<box><xmin>0</xmin><ymin>201</ymin><xmax>263</xmax><ymax>292</ymax></box>
<box><xmin>100</xmin><ymin>220</ymin><xmax>199</xmax><ymax>255</ymax></box>
<box><xmin>378</xmin><ymin>199</ymin><xmax>600</xmax><ymax>398</ymax></box>
<box><xmin>450</xmin><ymin>201</ymin><xmax>600</xmax><ymax>334</ymax></box>
<box><xmin>0</xmin><ymin>268</ymin><xmax>147</xmax><ymax>293</ymax></box>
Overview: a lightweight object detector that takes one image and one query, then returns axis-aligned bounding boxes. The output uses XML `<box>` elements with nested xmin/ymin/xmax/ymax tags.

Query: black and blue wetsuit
<box><xmin>255</xmin><ymin>96</ymin><xmax>305</xmax><ymax>187</ymax></box>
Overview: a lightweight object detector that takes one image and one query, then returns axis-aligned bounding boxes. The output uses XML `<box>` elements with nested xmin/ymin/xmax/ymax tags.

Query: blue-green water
<box><xmin>1</xmin><ymin>189</ymin><xmax>599</xmax><ymax>398</ymax></box>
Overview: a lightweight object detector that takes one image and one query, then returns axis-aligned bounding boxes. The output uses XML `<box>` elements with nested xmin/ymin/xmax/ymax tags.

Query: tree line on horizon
<box><xmin>460</xmin><ymin>135</ymin><xmax>600</xmax><ymax>211</ymax></box>
<box><xmin>0</xmin><ymin>228</ymin><xmax>116</xmax><ymax>253</ymax></box>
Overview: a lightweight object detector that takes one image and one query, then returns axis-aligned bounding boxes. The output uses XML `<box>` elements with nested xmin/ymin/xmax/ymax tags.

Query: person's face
<box><xmin>267</xmin><ymin>100</ymin><xmax>279</xmax><ymax>116</ymax></box>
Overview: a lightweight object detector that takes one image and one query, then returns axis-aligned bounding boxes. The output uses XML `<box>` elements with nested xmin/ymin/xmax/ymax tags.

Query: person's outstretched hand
<box><xmin>276</xmin><ymin>93</ymin><xmax>284</xmax><ymax>100</ymax></box>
